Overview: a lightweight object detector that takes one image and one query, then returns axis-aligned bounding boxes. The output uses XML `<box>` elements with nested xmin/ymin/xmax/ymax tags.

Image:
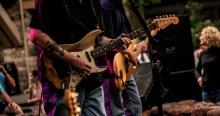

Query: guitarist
<box><xmin>29</xmin><ymin>0</ymin><xmax>134</xmax><ymax>116</ymax></box>
<box><xmin>100</xmin><ymin>0</ymin><xmax>145</xmax><ymax>116</ymax></box>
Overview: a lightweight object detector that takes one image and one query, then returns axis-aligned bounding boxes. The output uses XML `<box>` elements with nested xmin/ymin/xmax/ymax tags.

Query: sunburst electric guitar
<box><xmin>113</xmin><ymin>15</ymin><xmax>180</xmax><ymax>90</ymax></box>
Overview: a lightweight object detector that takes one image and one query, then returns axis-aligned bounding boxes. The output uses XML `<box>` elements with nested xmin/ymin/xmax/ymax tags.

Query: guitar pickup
<box><xmin>85</xmin><ymin>51</ymin><xmax>91</xmax><ymax>62</ymax></box>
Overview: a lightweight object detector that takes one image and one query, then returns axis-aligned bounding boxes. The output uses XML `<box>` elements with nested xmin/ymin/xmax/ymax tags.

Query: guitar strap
<box><xmin>90</xmin><ymin>0</ymin><xmax>103</xmax><ymax>29</ymax></box>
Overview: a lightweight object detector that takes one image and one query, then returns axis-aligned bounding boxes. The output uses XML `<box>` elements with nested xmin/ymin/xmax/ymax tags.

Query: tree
<box><xmin>185</xmin><ymin>0</ymin><xmax>220</xmax><ymax>48</ymax></box>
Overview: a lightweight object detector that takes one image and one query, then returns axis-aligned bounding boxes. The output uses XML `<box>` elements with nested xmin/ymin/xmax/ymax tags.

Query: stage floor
<box><xmin>142</xmin><ymin>99</ymin><xmax>220</xmax><ymax>116</ymax></box>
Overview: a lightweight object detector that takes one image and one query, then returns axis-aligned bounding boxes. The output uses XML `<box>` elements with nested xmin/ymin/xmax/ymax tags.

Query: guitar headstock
<box><xmin>154</xmin><ymin>14</ymin><xmax>179</xmax><ymax>29</ymax></box>
<box><xmin>150</xmin><ymin>14</ymin><xmax>179</xmax><ymax>36</ymax></box>
<box><xmin>64</xmin><ymin>89</ymin><xmax>81</xmax><ymax>116</ymax></box>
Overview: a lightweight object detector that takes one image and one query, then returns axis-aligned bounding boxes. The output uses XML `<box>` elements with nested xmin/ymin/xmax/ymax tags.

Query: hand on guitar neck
<box><xmin>101</xmin><ymin>33</ymin><xmax>138</xmax><ymax>65</ymax></box>
<box><xmin>101</xmin><ymin>33</ymin><xmax>131</xmax><ymax>48</ymax></box>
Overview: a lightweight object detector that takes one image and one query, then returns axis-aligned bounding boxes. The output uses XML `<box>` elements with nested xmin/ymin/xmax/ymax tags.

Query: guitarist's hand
<box><xmin>136</xmin><ymin>41</ymin><xmax>148</xmax><ymax>52</ymax></box>
<box><xmin>117</xmin><ymin>33</ymin><xmax>131</xmax><ymax>50</ymax></box>
<box><xmin>120</xmin><ymin>49</ymin><xmax>138</xmax><ymax>66</ymax></box>
<box><xmin>197</xmin><ymin>76</ymin><xmax>203</xmax><ymax>87</ymax></box>
<box><xmin>100</xmin><ymin>36</ymin><xmax>112</xmax><ymax>45</ymax></box>
<box><xmin>101</xmin><ymin>33</ymin><xmax>131</xmax><ymax>50</ymax></box>
<box><xmin>69</xmin><ymin>55</ymin><xmax>91</xmax><ymax>76</ymax></box>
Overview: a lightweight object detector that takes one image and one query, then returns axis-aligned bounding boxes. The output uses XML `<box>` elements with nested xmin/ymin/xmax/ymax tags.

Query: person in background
<box><xmin>0</xmin><ymin>64</ymin><xmax>23</xmax><ymax>114</ymax></box>
<box><xmin>28</xmin><ymin>70</ymin><xmax>45</xmax><ymax>115</ymax></box>
<box><xmin>195</xmin><ymin>26</ymin><xmax>220</xmax><ymax>103</ymax></box>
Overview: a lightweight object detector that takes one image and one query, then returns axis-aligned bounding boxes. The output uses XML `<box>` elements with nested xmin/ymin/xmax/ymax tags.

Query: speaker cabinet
<box><xmin>135</xmin><ymin>15</ymin><xmax>201</xmax><ymax>109</ymax></box>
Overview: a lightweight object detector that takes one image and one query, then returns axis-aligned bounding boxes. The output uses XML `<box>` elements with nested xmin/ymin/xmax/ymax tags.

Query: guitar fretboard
<box><xmin>90</xmin><ymin>28</ymin><xmax>150</xmax><ymax>58</ymax></box>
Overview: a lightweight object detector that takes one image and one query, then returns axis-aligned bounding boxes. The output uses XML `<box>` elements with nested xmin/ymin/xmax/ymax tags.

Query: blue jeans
<box><xmin>55</xmin><ymin>78</ymin><xmax>106</xmax><ymax>116</ymax></box>
<box><xmin>202</xmin><ymin>89</ymin><xmax>220</xmax><ymax>103</ymax></box>
<box><xmin>0</xmin><ymin>100</ymin><xmax>7</xmax><ymax>113</ymax></box>
<box><xmin>103</xmin><ymin>76</ymin><xmax>142</xmax><ymax>116</ymax></box>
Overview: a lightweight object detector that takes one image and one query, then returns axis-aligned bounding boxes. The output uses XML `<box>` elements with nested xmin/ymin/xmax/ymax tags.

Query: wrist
<box><xmin>64</xmin><ymin>51</ymin><xmax>79</xmax><ymax>64</ymax></box>
<box><xmin>2</xmin><ymin>70</ymin><xmax>7</xmax><ymax>75</ymax></box>
<box><xmin>99</xmin><ymin>35</ymin><xmax>105</xmax><ymax>42</ymax></box>
<box><xmin>8</xmin><ymin>101</ymin><xmax>14</xmax><ymax>104</ymax></box>
<box><xmin>5</xmin><ymin>73</ymin><xmax>10</xmax><ymax>78</ymax></box>
<box><xmin>7</xmin><ymin>99</ymin><xmax>14</xmax><ymax>104</ymax></box>
<box><xmin>101</xmin><ymin>36</ymin><xmax>112</xmax><ymax>45</ymax></box>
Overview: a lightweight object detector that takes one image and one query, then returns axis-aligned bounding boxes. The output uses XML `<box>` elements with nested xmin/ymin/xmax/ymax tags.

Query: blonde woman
<box><xmin>195</xmin><ymin>26</ymin><xmax>220</xmax><ymax>103</ymax></box>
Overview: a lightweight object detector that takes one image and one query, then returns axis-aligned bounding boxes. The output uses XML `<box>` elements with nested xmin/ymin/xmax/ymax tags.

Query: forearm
<box><xmin>1</xmin><ymin>91</ymin><xmax>13</xmax><ymax>103</ymax></box>
<box><xmin>0</xmin><ymin>65</ymin><xmax>16</xmax><ymax>88</ymax></box>
<box><xmin>29</xmin><ymin>28</ymin><xmax>78</xmax><ymax>64</ymax></box>
<box><xmin>5</xmin><ymin>74</ymin><xmax>16</xmax><ymax>88</ymax></box>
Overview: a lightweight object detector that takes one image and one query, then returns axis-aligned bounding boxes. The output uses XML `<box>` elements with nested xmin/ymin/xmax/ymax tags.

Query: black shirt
<box><xmin>197</xmin><ymin>47</ymin><xmax>220</xmax><ymax>91</ymax></box>
<box><xmin>30</xmin><ymin>0</ymin><xmax>98</xmax><ymax>44</ymax></box>
<box><xmin>100</xmin><ymin>0</ymin><xmax>131</xmax><ymax>38</ymax></box>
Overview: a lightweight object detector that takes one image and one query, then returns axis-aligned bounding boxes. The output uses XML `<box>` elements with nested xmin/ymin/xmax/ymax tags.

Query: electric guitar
<box><xmin>42</xmin><ymin>29</ymin><xmax>124</xmax><ymax>90</ymax></box>
<box><xmin>64</xmin><ymin>89</ymin><xmax>81</xmax><ymax>116</ymax></box>
<box><xmin>43</xmin><ymin>15</ymin><xmax>179</xmax><ymax>91</ymax></box>
<box><xmin>113</xmin><ymin>15</ymin><xmax>180</xmax><ymax>90</ymax></box>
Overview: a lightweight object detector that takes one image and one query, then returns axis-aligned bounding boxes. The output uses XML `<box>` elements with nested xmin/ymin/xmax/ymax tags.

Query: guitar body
<box><xmin>114</xmin><ymin>40</ymin><xmax>137</xmax><ymax>90</ymax></box>
<box><xmin>60</xmin><ymin>29</ymin><xmax>102</xmax><ymax>51</ymax></box>
<box><xmin>42</xmin><ymin>29</ymin><xmax>106</xmax><ymax>90</ymax></box>
<box><xmin>70</xmin><ymin>46</ymin><xmax>107</xmax><ymax>73</ymax></box>
<box><xmin>114</xmin><ymin>39</ymin><xmax>150</xmax><ymax>90</ymax></box>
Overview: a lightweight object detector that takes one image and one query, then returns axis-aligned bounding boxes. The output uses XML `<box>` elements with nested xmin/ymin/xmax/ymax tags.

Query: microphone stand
<box><xmin>128</xmin><ymin>0</ymin><xmax>163</xmax><ymax>115</ymax></box>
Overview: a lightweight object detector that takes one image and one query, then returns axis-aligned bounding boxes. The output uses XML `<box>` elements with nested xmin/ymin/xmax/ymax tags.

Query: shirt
<box><xmin>197</xmin><ymin>47</ymin><xmax>220</xmax><ymax>91</ymax></box>
<box><xmin>0</xmin><ymin>72</ymin><xmax>6</xmax><ymax>94</ymax></box>
<box><xmin>30</xmin><ymin>0</ymin><xmax>98</xmax><ymax>44</ymax></box>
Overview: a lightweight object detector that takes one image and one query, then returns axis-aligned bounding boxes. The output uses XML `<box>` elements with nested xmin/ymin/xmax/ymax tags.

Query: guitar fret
<box><xmin>90</xmin><ymin>39</ymin><xmax>124</xmax><ymax>58</ymax></box>
<box><xmin>128</xmin><ymin>28</ymin><xmax>147</xmax><ymax>39</ymax></box>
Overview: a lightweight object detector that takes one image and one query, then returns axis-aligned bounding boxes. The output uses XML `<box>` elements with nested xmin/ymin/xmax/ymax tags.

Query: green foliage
<box><xmin>185</xmin><ymin>0</ymin><xmax>220</xmax><ymax>48</ymax></box>
<box><xmin>135</xmin><ymin>0</ymin><xmax>161</xmax><ymax>6</ymax></box>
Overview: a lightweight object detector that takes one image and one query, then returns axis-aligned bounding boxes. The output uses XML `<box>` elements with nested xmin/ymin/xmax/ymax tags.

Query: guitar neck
<box><xmin>91</xmin><ymin>39</ymin><xmax>124</xmax><ymax>58</ymax></box>
<box><xmin>127</xmin><ymin>21</ymin><xmax>157</xmax><ymax>39</ymax></box>
<box><xmin>127</xmin><ymin>28</ymin><xmax>146</xmax><ymax>40</ymax></box>
<box><xmin>90</xmin><ymin>18</ymin><xmax>163</xmax><ymax>58</ymax></box>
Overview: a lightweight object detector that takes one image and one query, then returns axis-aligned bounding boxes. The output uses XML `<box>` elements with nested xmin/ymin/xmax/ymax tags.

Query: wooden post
<box><xmin>19</xmin><ymin>0</ymin><xmax>31</xmax><ymax>89</ymax></box>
